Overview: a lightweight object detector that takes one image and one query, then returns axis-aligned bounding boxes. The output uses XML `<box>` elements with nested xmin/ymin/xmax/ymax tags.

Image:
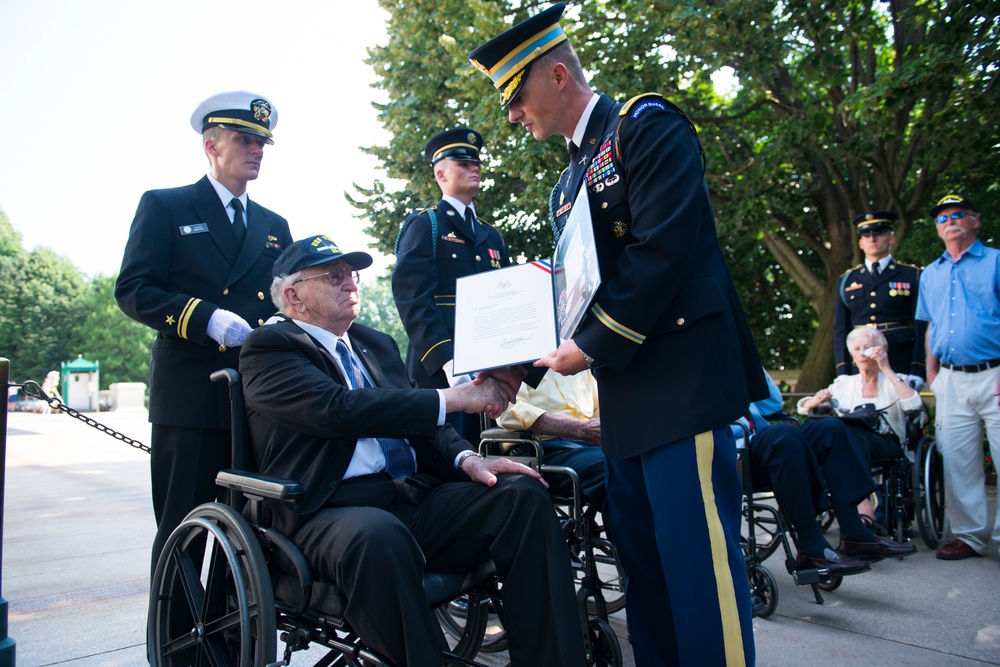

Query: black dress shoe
<box><xmin>836</xmin><ymin>535</ymin><xmax>917</xmax><ymax>561</ymax></box>
<box><xmin>795</xmin><ymin>548</ymin><xmax>871</xmax><ymax>576</ymax></box>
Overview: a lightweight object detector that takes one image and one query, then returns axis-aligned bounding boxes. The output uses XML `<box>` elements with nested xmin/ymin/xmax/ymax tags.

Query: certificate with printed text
<box><xmin>453</xmin><ymin>261</ymin><xmax>559</xmax><ymax>375</ymax></box>
<box><xmin>453</xmin><ymin>184</ymin><xmax>601</xmax><ymax>374</ymax></box>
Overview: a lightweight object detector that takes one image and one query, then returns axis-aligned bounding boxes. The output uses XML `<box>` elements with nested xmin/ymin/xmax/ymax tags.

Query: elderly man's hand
<box><xmin>473</xmin><ymin>366</ymin><xmax>527</xmax><ymax>404</ymax></box>
<box><xmin>460</xmin><ymin>454</ymin><xmax>548</xmax><ymax>489</ymax></box>
<box><xmin>442</xmin><ymin>376</ymin><xmax>512</xmax><ymax>418</ymax></box>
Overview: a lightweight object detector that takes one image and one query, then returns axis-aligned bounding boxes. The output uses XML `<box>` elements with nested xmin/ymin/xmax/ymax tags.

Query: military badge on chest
<box><xmin>487</xmin><ymin>247</ymin><xmax>503</xmax><ymax>269</ymax></box>
<box><xmin>585</xmin><ymin>139</ymin><xmax>616</xmax><ymax>190</ymax></box>
<box><xmin>888</xmin><ymin>282</ymin><xmax>911</xmax><ymax>297</ymax></box>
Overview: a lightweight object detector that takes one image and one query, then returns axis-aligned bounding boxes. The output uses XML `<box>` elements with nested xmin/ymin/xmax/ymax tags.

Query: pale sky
<box><xmin>0</xmin><ymin>0</ymin><xmax>397</xmax><ymax>278</ymax></box>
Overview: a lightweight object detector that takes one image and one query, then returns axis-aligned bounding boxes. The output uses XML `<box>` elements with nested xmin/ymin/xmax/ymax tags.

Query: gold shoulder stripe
<box><xmin>620</xmin><ymin>92</ymin><xmax>665</xmax><ymax>116</ymax></box>
<box><xmin>841</xmin><ymin>264</ymin><xmax>862</xmax><ymax>277</ymax></box>
<box><xmin>592</xmin><ymin>304</ymin><xmax>644</xmax><ymax>344</ymax></box>
<box><xmin>178</xmin><ymin>298</ymin><xmax>202</xmax><ymax>340</ymax></box>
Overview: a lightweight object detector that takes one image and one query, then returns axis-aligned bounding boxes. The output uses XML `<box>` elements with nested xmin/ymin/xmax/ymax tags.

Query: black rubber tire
<box><xmin>435</xmin><ymin>592</ymin><xmax>504</xmax><ymax>654</ymax></box>
<box><xmin>587</xmin><ymin>617</ymin><xmax>623</xmax><ymax>667</ymax></box>
<box><xmin>817</xmin><ymin>575</ymin><xmax>843</xmax><ymax>592</ymax></box>
<box><xmin>748</xmin><ymin>564</ymin><xmax>779</xmax><ymax>619</ymax></box>
<box><xmin>148</xmin><ymin>502</ymin><xmax>276</xmax><ymax>667</ymax></box>
<box><xmin>914</xmin><ymin>436</ymin><xmax>948</xmax><ymax>549</ymax></box>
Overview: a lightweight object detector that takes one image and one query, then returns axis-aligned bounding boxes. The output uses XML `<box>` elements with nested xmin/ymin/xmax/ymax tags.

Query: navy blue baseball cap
<box><xmin>272</xmin><ymin>235</ymin><xmax>373</xmax><ymax>278</ymax></box>
<box><xmin>929</xmin><ymin>193</ymin><xmax>978</xmax><ymax>218</ymax></box>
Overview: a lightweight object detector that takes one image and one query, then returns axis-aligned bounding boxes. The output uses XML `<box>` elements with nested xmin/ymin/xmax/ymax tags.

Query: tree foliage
<box><xmin>0</xmin><ymin>243</ymin><xmax>88</xmax><ymax>384</ymax></box>
<box><xmin>354</xmin><ymin>270</ymin><xmax>411</xmax><ymax>356</ymax></box>
<box><xmin>355</xmin><ymin>1</ymin><xmax>999</xmax><ymax>389</ymax></box>
<box><xmin>76</xmin><ymin>274</ymin><xmax>156</xmax><ymax>388</ymax></box>
<box><xmin>0</xmin><ymin>207</ymin><xmax>155</xmax><ymax>389</ymax></box>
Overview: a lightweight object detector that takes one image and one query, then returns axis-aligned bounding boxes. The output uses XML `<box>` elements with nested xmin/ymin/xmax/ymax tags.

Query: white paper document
<box><xmin>453</xmin><ymin>261</ymin><xmax>558</xmax><ymax>375</ymax></box>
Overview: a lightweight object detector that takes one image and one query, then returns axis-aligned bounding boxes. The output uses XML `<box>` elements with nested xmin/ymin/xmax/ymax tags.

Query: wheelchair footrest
<box><xmin>792</xmin><ymin>567</ymin><xmax>828</xmax><ymax>585</ymax></box>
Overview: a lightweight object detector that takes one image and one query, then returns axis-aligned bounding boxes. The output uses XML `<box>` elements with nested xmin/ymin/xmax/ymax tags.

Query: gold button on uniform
<box><xmin>452</xmin><ymin>254</ymin><xmax>458</xmax><ymax>259</ymax></box>
<box><xmin>475</xmin><ymin>255</ymin><xmax>482</xmax><ymax>261</ymax></box>
<box><xmin>676</xmin><ymin>317</ymin><xmax>685</xmax><ymax>326</ymax></box>
<box><xmin>601</xmin><ymin>202</ymin><xmax>608</xmax><ymax>209</ymax></box>
<box><xmin>258</xmin><ymin>319</ymin><xmax>264</xmax><ymax>326</ymax></box>
<box><xmin>223</xmin><ymin>288</ymin><xmax>229</xmax><ymax>295</ymax></box>
<box><xmin>257</xmin><ymin>292</ymin><xmax>265</xmax><ymax>300</ymax></box>
<box><xmin>219</xmin><ymin>345</ymin><xmax>227</xmax><ymax>352</ymax></box>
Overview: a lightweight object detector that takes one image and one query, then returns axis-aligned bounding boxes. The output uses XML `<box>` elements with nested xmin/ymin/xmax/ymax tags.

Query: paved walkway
<box><xmin>3</xmin><ymin>410</ymin><xmax>998</xmax><ymax>666</ymax></box>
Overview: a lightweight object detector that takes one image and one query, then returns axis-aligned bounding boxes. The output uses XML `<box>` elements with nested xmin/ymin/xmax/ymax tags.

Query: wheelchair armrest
<box><xmin>763</xmin><ymin>410</ymin><xmax>800</xmax><ymax>425</ymax></box>
<box><xmin>216</xmin><ymin>469</ymin><xmax>304</xmax><ymax>503</ymax></box>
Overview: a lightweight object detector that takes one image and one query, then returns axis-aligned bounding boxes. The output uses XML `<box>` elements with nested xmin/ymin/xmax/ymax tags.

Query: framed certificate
<box><xmin>553</xmin><ymin>185</ymin><xmax>601</xmax><ymax>340</ymax></box>
<box><xmin>453</xmin><ymin>184</ymin><xmax>602</xmax><ymax>375</ymax></box>
<box><xmin>453</xmin><ymin>261</ymin><xmax>559</xmax><ymax>375</ymax></box>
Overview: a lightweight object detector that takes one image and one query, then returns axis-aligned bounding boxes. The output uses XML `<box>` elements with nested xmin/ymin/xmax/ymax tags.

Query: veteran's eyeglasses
<box><xmin>294</xmin><ymin>269</ymin><xmax>361</xmax><ymax>287</ymax></box>
<box><xmin>935</xmin><ymin>211</ymin><xmax>973</xmax><ymax>224</ymax></box>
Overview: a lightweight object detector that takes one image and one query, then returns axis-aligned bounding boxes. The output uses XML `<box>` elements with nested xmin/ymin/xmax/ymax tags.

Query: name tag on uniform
<box><xmin>179</xmin><ymin>224</ymin><xmax>209</xmax><ymax>235</ymax></box>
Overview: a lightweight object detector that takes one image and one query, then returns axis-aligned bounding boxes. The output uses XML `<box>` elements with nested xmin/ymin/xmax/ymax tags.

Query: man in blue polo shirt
<box><xmin>915</xmin><ymin>193</ymin><xmax>1000</xmax><ymax>561</ymax></box>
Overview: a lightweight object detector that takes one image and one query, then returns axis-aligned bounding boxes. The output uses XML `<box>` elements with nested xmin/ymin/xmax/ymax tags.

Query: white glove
<box><xmin>901</xmin><ymin>374</ymin><xmax>925</xmax><ymax>392</ymax></box>
<box><xmin>443</xmin><ymin>359</ymin><xmax>475</xmax><ymax>387</ymax></box>
<box><xmin>207</xmin><ymin>309</ymin><xmax>252</xmax><ymax>347</ymax></box>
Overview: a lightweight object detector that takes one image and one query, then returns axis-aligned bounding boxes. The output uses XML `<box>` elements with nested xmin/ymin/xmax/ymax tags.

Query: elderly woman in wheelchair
<box><xmin>798</xmin><ymin>327</ymin><xmax>925</xmax><ymax>528</ymax></box>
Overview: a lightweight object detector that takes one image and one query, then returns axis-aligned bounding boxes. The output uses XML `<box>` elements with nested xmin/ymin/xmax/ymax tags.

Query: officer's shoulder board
<box><xmin>895</xmin><ymin>260</ymin><xmax>921</xmax><ymax>271</ymax></box>
<box><xmin>840</xmin><ymin>263</ymin><xmax>863</xmax><ymax>278</ymax></box>
<box><xmin>394</xmin><ymin>206</ymin><xmax>440</xmax><ymax>255</ymax></box>
<box><xmin>837</xmin><ymin>264</ymin><xmax>864</xmax><ymax>307</ymax></box>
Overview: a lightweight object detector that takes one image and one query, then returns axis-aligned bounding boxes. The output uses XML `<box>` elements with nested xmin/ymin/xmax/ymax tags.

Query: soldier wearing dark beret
<box><xmin>834</xmin><ymin>210</ymin><xmax>926</xmax><ymax>387</ymax></box>
<box><xmin>470</xmin><ymin>5</ymin><xmax>767</xmax><ymax>665</ymax></box>
<box><xmin>115</xmin><ymin>91</ymin><xmax>293</xmax><ymax>572</ymax></box>
<box><xmin>391</xmin><ymin>128</ymin><xmax>511</xmax><ymax>443</ymax></box>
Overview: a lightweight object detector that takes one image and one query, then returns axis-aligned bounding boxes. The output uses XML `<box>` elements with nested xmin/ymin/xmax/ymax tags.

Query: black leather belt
<box><xmin>940</xmin><ymin>359</ymin><xmax>1000</xmax><ymax>373</ymax></box>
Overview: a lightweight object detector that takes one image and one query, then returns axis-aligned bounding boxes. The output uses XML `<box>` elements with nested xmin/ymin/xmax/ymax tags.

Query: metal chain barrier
<box><xmin>17</xmin><ymin>380</ymin><xmax>150</xmax><ymax>455</ymax></box>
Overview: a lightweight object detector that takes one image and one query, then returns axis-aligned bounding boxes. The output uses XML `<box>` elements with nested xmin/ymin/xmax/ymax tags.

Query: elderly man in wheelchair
<box><xmin>149</xmin><ymin>235</ymin><xmax>588</xmax><ymax>667</ymax></box>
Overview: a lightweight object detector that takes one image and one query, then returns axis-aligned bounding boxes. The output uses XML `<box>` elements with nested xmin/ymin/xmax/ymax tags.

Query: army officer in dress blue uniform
<box><xmin>834</xmin><ymin>210</ymin><xmax>925</xmax><ymax>387</ymax></box>
<box><xmin>470</xmin><ymin>5</ymin><xmax>768</xmax><ymax>666</ymax></box>
<box><xmin>392</xmin><ymin>128</ymin><xmax>510</xmax><ymax>441</ymax></box>
<box><xmin>115</xmin><ymin>91</ymin><xmax>293</xmax><ymax>572</ymax></box>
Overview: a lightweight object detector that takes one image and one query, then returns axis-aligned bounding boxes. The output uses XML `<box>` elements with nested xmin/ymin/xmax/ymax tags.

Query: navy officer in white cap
<box><xmin>115</xmin><ymin>91</ymin><xmax>293</xmax><ymax>573</ymax></box>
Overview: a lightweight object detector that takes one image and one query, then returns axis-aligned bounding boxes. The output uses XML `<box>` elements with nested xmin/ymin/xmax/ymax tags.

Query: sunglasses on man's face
<box><xmin>859</xmin><ymin>229</ymin><xmax>889</xmax><ymax>238</ymax></box>
<box><xmin>935</xmin><ymin>211</ymin><xmax>972</xmax><ymax>224</ymax></box>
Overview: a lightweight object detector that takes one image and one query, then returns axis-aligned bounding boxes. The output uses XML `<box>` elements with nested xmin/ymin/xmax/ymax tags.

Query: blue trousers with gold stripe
<box><xmin>606</xmin><ymin>426</ymin><xmax>753</xmax><ymax>667</ymax></box>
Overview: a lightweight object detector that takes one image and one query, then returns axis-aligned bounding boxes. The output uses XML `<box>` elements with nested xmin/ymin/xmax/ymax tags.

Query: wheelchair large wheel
<box><xmin>583</xmin><ymin>537</ymin><xmax>627</xmax><ymax>615</ymax></box>
<box><xmin>435</xmin><ymin>591</ymin><xmax>504</xmax><ymax>654</ymax></box>
<box><xmin>586</xmin><ymin>617</ymin><xmax>623</xmax><ymax>667</ymax></box>
<box><xmin>742</xmin><ymin>502</ymin><xmax>783</xmax><ymax>563</ymax></box>
<box><xmin>914</xmin><ymin>435</ymin><xmax>948</xmax><ymax>549</ymax></box>
<box><xmin>747</xmin><ymin>564</ymin><xmax>778</xmax><ymax>619</ymax></box>
<box><xmin>149</xmin><ymin>502</ymin><xmax>276</xmax><ymax>667</ymax></box>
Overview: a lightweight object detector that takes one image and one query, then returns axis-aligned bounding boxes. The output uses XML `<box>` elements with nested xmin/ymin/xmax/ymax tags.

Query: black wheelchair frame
<box><xmin>738</xmin><ymin>408</ymin><xmax>948</xmax><ymax>618</ymax></box>
<box><xmin>433</xmin><ymin>427</ymin><xmax>625</xmax><ymax>664</ymax></box>
<box><xmin>147</xmin><ymin>369</ymin><xmax>623</xmax><ymax>666</ymax></box>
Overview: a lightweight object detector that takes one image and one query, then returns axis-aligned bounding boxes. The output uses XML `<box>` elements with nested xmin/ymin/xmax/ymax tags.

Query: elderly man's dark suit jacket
<box><xmin>116</xmin><ymin>175</ymin><xmax>292</xmax><ymax>429</ymax></box>
<box><xmin>239</xmin><ymin>319</ymin><xmax>469</xmax><ymax>515</ymax></box>
<box><xmin>551</xmin><ymin>94</ymin><xmax>768</xmax><ymax>458</ymax></box>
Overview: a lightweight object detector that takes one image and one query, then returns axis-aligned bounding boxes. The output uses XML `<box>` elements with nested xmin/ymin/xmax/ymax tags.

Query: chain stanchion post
<box><xmin>0</xmin><ymin>358</ymin><xmax>17</xmax><ymax>666</ymax></box>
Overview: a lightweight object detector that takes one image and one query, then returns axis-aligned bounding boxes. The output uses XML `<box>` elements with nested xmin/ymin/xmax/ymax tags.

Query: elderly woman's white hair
<box><xmin>270</xmin><ymin>270</ymin><xmax>302</xmax><ymax>315</ymax></box>
<box><xmin>846</xmin><ymin>326</ymin><xmax>888</xmax><ymax>351</ymax></box>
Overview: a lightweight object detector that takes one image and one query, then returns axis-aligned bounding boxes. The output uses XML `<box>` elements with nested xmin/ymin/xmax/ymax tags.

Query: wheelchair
<box><xmin>148</xmin><ymin>369</ymin><xmax>622</xmax><ymax>666</ymax></box>
<box><xmin>825</xmin><ymin>408</ymin><xmax>947</xmax><ymax>550</ymax></box>
<box><xmin>735</xmin><ymin>421</ymin><xmax>846</xmax><ymax>618</ymax></box>
<box><xmin>433</xmin><ymin>426</ymin><xmax>624</xmax><ymax>665</ymax></box>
